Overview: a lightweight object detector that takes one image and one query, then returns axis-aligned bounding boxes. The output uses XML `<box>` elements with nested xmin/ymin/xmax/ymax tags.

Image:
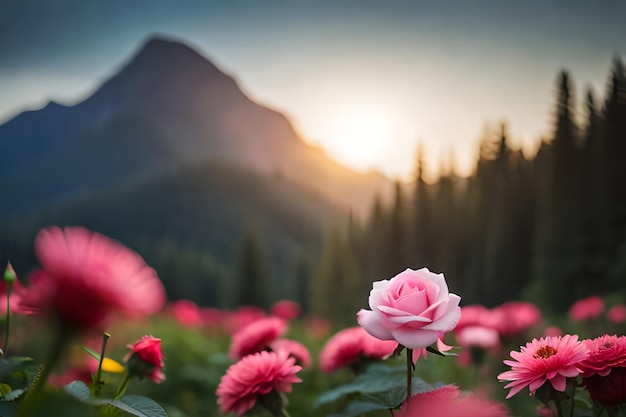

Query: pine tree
<box><xmin>481</xmin><ymin>125</ymin><xmax>534</xmax><ymax>306</ymax></box>
<box><xmin>311</xmin><ymin>228</ymin><xmax>361</xmax><ymax>325</ymax></box>
<box><xmin>603</xmin><ymin>57</ymin><xmax>626</xmax><ymax>287</ymax></box>
<box><xmin>529</xmin><ymin>71</ymin><xmax>586</xmax><ymax>311</ymax></box>
<box><xmin>382</xmin><ymin>181</ymin><xmax>410</xmax><ymax>276</ymax></box>
<box><xmin>289</xmin><ymin>251</ymin><xmax>313</xmax><ymax>314</ymax></box>
<box><xmin>604</xmin><ymin>58</ymin><xmax>626</xmax><ymax>250</ymax></box>
<box><xmin>363</xmin><ymin>194</ymin><xmax>388</xmax><ymax>283</ymax></box>
<box><xmin>232</xmin><ymin>224</ymin><xmax>271</xmax><ymax>309</ymax></box>
<box><xmin>411</xmin><ymin>145</ymin><xmax>437</xmax><ymax>269</ymax></box>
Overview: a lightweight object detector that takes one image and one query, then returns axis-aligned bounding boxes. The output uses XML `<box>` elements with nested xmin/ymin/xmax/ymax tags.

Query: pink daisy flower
<box><xmin>169</xmin><ymin>299</ymin><xmax>202</xmax><ymax>327</ymax></box>
<box><xmin>271</xmin><ymin>300</ymin><xmax>301</xmax><ymax>321</ymax></box>
<box><xmin>542</xmin><ymin>326</ymin><xmax>563</xmax><ymax>338</ymax></box>
<box><xmin>455</xmin><ymin>305</ymin><xmax>497</xmax><ymax>332</ymax></box>
<box><xmin>456</xmin><ymin>326</ymin><xmax>500</xmax><ymax>349</ymax></box>
<box><xmin>229</xmin><ymin>317</ymin><xmax>287</xmax><ymax>359</ymax></box>
<box><xmin>216</xmin><ymin>349</ymin><xmax>302</xmax><ymax>416</ymax></box>
<box><xmin>16</xmin><ymin>226</ymin><xmax>166</xmax><ymax>330</ymax></box>
<box><xmin>269</xmin><ymin>338</ymin><xmax>312</xmax><ymax>368</ymax></box>
<box><xmin>607</xmin><ymin>304</ymin><xmax>626</xmax><ymax>324</ymax></box>
<box><xmin>319</xmin><ymin>326</ymin><xmax>396</xmax><ymax>373</ymax></box>
<box><xmin>491</xmin><ymin>301</ymin><xmax>541</xmax><ymax>337</ymax></box>
<box><xmin>498</xmin><ymin>335</ymin><xmax>589</xmax><ymax>398</ymax></box>
<box><xmin>200</xmin><ymin>307</ymin><xmax>224</xmax><ymax>330</ymax></box>
<box><xmin>568</xmin><ymin>296</ymin><xmax>604</xmax><ymax>322</ymax></box>
<box><xmin>223</xmin><ymin>306</ymin><xmax>267</xmax><ymax>334</ymax></box>
<box><xmin>578</xmin><ymin>334</ymin><xmax>626</xmax><ymax>377</ymax></box>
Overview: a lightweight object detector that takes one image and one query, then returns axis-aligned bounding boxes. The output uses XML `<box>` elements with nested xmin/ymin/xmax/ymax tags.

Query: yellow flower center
<box><xmin>534</xmin><ymin>346</ymin><xmax>557</xmax><ymax>359</ymax></box>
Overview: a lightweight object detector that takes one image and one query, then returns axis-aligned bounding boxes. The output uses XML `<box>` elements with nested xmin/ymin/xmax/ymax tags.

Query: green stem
<box><xmin>406</xmin><ymin>348</ymin><xmax>413</xmax><ymax>403</ymax></box>
<box><xmin>554</xmin><ymin>398</ymin><xmax>564</xmax><ymax>417</ymax></box>
<box><xmin>281</xmin><ymin>409</ymin><xmax>292</xmax><ymax>417</ymax></box>
<box><xmin>92</xmin><ymin>332</ymin><xmax>111</xmax><ymax>397</ymax></box>
<box><xmin>115</xmin><ymin>372</ymin><xmax>131</xmax><ymax>400</ymax></box>
<box><xmin>3</xmin><ymin>282</ymin><xmax>12</xmax><ymax>354</ymax></box>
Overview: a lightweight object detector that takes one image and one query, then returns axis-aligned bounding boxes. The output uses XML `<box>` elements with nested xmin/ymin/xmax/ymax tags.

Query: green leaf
<box><xmin>0</xmin><ymin>357</ymin><xmax>37</xmax><ymax>379</ymax></box>
<box><xmin>314</xmin><ymin>363</ymin><xmax>433</xmax><ymax>408</ymax></box>
<box><xmin>0</xmin><ymin>384</ymin><xmax>12</xmax><ymax>397</ymax></box>
<box><xmin>80</xmin><ymin>345</ymin><xmax>102</xmax><ymax>362</ymax></box>
<box><xmin>100</xmin><ymin>395</ymin><xmax>168</xmax><ymax>417</ymax></box>
<box><xmin>0</xmin><ymin>400</ymin><xmax>17</xmax><ymax>417</ymax></box>
<box><xmin>327</xmin><ymin>400</ymin><xmax>389</xmax><ymax>417</ymax></box>
<box><xmin>64</xmin><ymin>382</ymin><xmax>167</xmax><ymax>417</ymax></box>
<box><xmin>1</xmin><ymin>388</ymin><xmax>23</xmax><ymax>402</ymax></box>
<box><xmin>119</xmin><ymin>395</ymin><xmax>168</xmax><ymax>417</ymax></box>
<box><xmin>573</xmin><ymin>395</ymin><xmax>594</xmax><ymax>409</ymax></box>
<box><xmin>63</xmin><ymin>380</ymin><xmax>97</xmax><ymax>404</ymax></box>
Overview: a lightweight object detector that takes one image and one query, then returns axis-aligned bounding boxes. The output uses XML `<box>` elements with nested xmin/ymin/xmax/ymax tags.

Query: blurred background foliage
<box><xmin>2</xmin><ymin>59</ymin><xmax>626</xmax><ymax>323</ymax></box>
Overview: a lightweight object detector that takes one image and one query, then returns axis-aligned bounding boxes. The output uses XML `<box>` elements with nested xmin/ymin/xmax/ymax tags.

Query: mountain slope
<box><xmin>5</xmin><ymin>162</ymin><xmax>346</xmax><ymax>304</ymax></box>
<box><xmin>0</xmin><ymin>35</ymin><xmax>391</xmax><ymax>216</ymax></box>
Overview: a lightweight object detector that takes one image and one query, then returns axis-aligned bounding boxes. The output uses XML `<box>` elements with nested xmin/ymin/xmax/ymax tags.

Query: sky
<box><xmin>1</xmin><ymin>0</ymin><xmax>625</xmax><ymax>180</ymax></box>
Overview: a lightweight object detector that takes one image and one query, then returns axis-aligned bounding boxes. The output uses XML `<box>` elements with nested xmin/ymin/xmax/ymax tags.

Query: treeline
<box><xmin>1</xmin><ymin>59</ymin><xmax>624</xmax><ymax>324</ymax></box>
<box><xmin>309</xmin><ymin>58</ymin><xmax>626</xmax><ymax>324</ymax></box>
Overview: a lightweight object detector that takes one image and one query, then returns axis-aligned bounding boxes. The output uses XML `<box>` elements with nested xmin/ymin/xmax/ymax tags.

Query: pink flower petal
<box><xmin>390</xmin><ymin>328</ymin><xmax>438</xmax><ymax>350</ymax></box>
<box><xmin>357</xmin><ymin>309</ymin><xmax>394</xmax><ymax>339</ymax></box>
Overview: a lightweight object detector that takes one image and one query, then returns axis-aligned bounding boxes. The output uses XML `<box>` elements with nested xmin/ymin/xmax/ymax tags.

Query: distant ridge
<box><xmin>0</xmin><ymin>35</ymin><xmax>392</xmax><ymax>216</ymax></box>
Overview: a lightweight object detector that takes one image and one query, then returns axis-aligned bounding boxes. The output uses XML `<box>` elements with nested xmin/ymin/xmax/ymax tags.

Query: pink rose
<box><xmin>357</xmin><ymin>268</ymin><xmax>461</xmax><ymax>350</ymax></box>
<box><xmin>125</xmin><ymin>335</ymin><xmax>165</xmax><ymax>383</ymax></box>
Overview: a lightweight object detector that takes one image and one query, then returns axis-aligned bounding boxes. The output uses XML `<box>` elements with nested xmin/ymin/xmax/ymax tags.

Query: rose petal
<box><xmin>421</xmin><ymin>294</ymin><xmax>461</xmax><ymax>332</ymax></box>
<box><xmin>396</xmin><ymin>291</ymin><xmax>430</xmax><ymax>315</ymax></box>
<box><xmin>391</xmin><ymin>328</ymin><xmax>438</xmax><ymax>350</ymax></box>
<box><xmin>357</xmin><ymin>309</ymin><xmax>394</xmax><ymax>340</ymax></box>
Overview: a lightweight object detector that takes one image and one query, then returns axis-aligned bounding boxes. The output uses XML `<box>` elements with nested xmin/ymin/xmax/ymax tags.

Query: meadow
<box><xmin>3</xmin><ymin>265</ymin><xmax>624</xmax><ymax>417</ymax></box>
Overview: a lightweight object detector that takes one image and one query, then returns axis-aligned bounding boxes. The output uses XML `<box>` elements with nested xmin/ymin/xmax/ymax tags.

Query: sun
<box><xmin>325</xmin><ymin>105</ymin><xmax>392</xmax><ymax>172</ymax></box>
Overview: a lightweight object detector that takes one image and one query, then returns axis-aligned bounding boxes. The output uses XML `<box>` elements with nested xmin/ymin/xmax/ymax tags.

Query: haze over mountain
<box><xmin>0</xmin><ymin>36</ymin><xmax>391</xmax><ymax>217</ymax></box>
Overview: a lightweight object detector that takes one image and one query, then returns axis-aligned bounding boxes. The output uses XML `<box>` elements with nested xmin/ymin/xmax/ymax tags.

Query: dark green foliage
<box><xmin>315</xmin><ymin>362</ymin><xmax>434</xmax><ymax>416</ymax></box>
<box><xmin>2</xmin><ymin>58</ymin><xmax>625</xmax><ymax>316</ymax></box>
<box><xmin>231</xmin><ymin>223</ymin><xmax>271</xmax><ymax>309</ymax></box>
<box><xmin>0</xmin><ymin>162</ymin><xmax>344</xmax><ymax>308</ymax></box>
<box><xmin>348</xmin><ymin>60</ymin><xmax>626</xmax><ymax>313</ymax></box>
<box><xmin>311</xmin><ymin>228</ymin><xmax>362</xmax><ymax>326</ymax></box>
<box><xmin>411</xmin><ymin>145</ymin><xmax>437</xmax><ymax>270</ymax></box>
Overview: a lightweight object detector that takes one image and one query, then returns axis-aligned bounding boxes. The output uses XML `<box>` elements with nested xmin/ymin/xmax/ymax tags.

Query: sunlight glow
<box><xmin>325</xmin><ymin>105</ymin><xmax>393</xmax><ymax>172</ymax></box>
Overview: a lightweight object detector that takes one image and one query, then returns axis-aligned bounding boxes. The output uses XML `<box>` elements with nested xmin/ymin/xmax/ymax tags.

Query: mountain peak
<box><xmin>84</xmin><ymin>34</ymin><xmax>239</xmax><ymax>116</ymax></box>
<box><xmin>124</xmin><ymin>35</ymin><xmax>224</xmax><ymax>78</ymax></box>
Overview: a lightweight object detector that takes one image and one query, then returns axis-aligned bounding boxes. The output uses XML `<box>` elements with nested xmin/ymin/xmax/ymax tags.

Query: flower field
<box><xmin>1</xmin><ymin>227</ymin><xmax>625</xmax><ymax>416</ymax></box>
